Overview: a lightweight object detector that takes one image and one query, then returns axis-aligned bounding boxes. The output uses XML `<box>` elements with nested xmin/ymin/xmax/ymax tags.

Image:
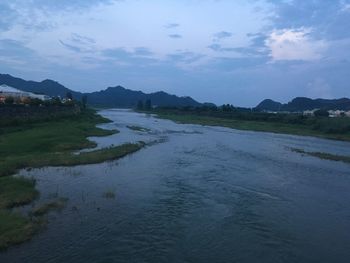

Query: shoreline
<box><xmin>0</xmin><ymin>109</ymin><xmax>145</xmax><ymax>250</ymax></box>
<box><xmin>153</xmin><ymin>112</ymin><xmax>350</xmax><ymax>142</ymax></box>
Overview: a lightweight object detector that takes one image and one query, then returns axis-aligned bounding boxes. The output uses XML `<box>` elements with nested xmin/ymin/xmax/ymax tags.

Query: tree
<box><xmin>137</xmin><ymin>100</ymin><xmax>144</xmax><ymax>110</ymax></box>
<box><xmin>222</xmin><ymin>104</ymin><xmax>234</xmax><ymax>112</ymax></box>
<box><xmin>52</xmin><ymin>97</ymin><xmax>62</xmax><ymax>106</ymax></box>
<box><xmin>145</xmin><ymin>99</ymin><xmax>152</xmax><ymax>110</ymax></box>
<box><xmin>314</xmin><ymin>109</ymin><xmax>329</xmax><ymax>117</ymax></box>
<box><xmin>4</xmin><ymin>96</ymin><xmax>14</xmax><ymax>105</ymax></box>
<box><xmin>82</xmin><ymin>95</ymin><xmax>87</xmax><ymax>109</ymax></box>
<box><xmin>29</xmin><ymin>98</ymin><xmax>43</xmax><ymax>106</ymax></box>
<box><xmin>66</xmin><ymin>91</ymin><xmax>73</xmax><ymax>100</ymax></box>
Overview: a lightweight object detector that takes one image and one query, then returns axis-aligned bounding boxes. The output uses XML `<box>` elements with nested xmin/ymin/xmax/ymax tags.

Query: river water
<box><xmin>1</xmin><ymin>109</ymin><xmax>350</xmax><ymax>263</ymax></box>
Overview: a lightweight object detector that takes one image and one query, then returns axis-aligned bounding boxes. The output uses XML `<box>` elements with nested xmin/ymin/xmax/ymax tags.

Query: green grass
<box><xmin>0</xmin><ymin>109</ymin><xmax>145</xmax><ymax>250</ymax></box>
<box><xmin>291</xmin><ymin>148</ymin><xmax>350</xmax><ymax>164</ymax></box>
<box><xmin>0</xmin><ymin>177</ymin><xmax>39</xmax><ymax>209</ymax></box>
<box><xmin>156</xmin><ymin>113</ymin><xmax>350</xmax><ymax>141</ymax></box>
<box><xmin>0</xmin><ymin>142</ymin><xmax>144</xmax><ymax>178</ymax></box>
<box><xmin>0</xmin><ymin>210</ymin><xmax>40</xmax><ymax>250</ymax></box>
<box><xmin>31</xmin><ymin>198</ymin><xmax>69</xmax><ymax>216</ymax></box>
<box><xmin>127</xmin><ymin>125</ymin><xmax>151</xmax><ymax>132</ymax></box>
<box><xmin>0</xmin><ymin>109</ymin><xmax>119</xmax><ymax>177</ymax></box>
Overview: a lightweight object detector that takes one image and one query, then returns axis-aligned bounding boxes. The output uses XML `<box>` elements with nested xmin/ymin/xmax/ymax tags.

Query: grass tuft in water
<box><xmin>103</xmin><ymin>190</ymin><xmax>116</xmax><ymax>199</ymax></box>
<box><xmin>291</xmin><ymin>148</ymin><xmax>350</xmax><ymax>164</ymax></box>
<box><xmin>127</xmin><ymin>125</ymin><xmax>150</xmax><ymax>132</ymax></box>
<box><xmin>31</xmin><ymin>198</ymin><xmax>69</xmax><ymax>217</ymax></box>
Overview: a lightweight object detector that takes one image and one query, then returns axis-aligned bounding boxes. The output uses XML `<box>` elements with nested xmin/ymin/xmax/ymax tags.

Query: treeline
<box><xmin>2</xmin><ymin>91</ymin><xmax>87</xmax><ymax>108</ymax></box>
<box><xmin>0</xmin><ymin>104</ymin><xmax>81</xmax><ymax>128</ymax></box>
<box><xmin>0</xmin><ymin>92</ymin><xmax>89</xmax><ymax>128</ymax></box>
<box><xmin>151</xmin><ymin>106</ymin><xmax>350</xmax><ymax>134</ymax></box>
<box><xmin>136</xmin><ymin>99</ymin><xmax>152</xmax><ymax>111</ymax></box>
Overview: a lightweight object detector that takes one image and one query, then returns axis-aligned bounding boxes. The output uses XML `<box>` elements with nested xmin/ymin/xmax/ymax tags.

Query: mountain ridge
<box><xmin>0</xmin><ymin>74</ymin><xmax>201</xmax><ymax>108</ymax></box>
<box><xmin>256</xmin><ymin>97</ymin><xmax>350</xmax><ymax>112</ymax></box>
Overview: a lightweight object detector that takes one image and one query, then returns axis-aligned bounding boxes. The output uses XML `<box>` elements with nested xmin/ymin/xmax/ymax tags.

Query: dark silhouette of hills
<box><xmin>87</xmin><ymin>86</ymin><xmax>200</xmax><ymax>108</ymax></box>
<box><xmin>255</xmin><ymin>99</ymin><xmax>282</xmax><ymax>112</ymax></box>
<box><xmin>256</xmin><ymin>97</ymin><xmax>350</xmax><ymax>112</ymax></box>
<box><xmin>0</xmin><ymin>74</ymin><xmax>78</xmax><ymax>98</ymax></box>
<box><xmin>0</xmin><ymin>74</ymin><xmax>201</xmax><ymax>108</ymax></box>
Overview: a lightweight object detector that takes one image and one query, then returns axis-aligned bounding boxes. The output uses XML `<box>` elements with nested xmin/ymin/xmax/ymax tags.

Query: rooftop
<box><xmin>0</xmin><ymin>84</ymin><xmax>24</xmax><ymax>93</ymax></box>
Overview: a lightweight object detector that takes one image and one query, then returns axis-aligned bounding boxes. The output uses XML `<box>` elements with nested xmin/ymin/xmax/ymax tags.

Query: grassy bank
<box><xmin>291</xmin><ymin>148</ymin><xmax>350</xmax><ymax>164</ymax></box>
<box><xmin>0</xmin><ymin>109</ymin><xmax>118</xmax><ymax>177</ymax></box>
<box><xmin>30</xmin><ymin>198</ymin><xmax>69</xmax><ymax>217</ymax></box>
<box><xmin>127</xmin><ymin>125</ymin><xmax>151</xmax><ymax>132</ymax></box>
<box><xmin>0</xmin><ymin>109</ymin><xmax>145</xmax><ymax>250</ymax></box>
<box><xmin>0</xmin><ymin>210</ymin><xmax>42</xmax><ymax>250</ymax></box>
<box><xmin>155</xmin><ymin>112</ymin><xmax>350</xmax><ymax>141</ymax></box>
<box><xmin>0</xmin><ymin>177</ymin><xmax>39</xmax><ymax>209</ymax></box>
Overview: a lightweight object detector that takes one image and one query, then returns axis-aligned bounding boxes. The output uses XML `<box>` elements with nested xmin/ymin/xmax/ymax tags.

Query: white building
<box><xmin>328</xmin><ymin>110</ymin><xmax>344</xmax><ymax>118</ymax></box>
<box><xmin>303</xmin><ymin>109</ymin><xmax>318</xmax><ymax>116</ymax></box>
<box><xmin>0</xmin><ymin>84</ymin><xmax>50</xmax><ymax>102</ymax></box>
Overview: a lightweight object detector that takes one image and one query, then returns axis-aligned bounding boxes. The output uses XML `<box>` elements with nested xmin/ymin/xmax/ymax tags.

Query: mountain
<box><xmin>256</xmin><ymin>97</ymin><xmax>350</xmax><ymax>112</ymax></box>
<box><xmin>87</xmin><ymin>87</ymin><xmax>200</xmax><ymax>108</ymax></box>
<box><xmin>0</xmin><ymin>74</ymin><xmax>201</xmax><ymax>108</ymax></box>
<box><xmin>255</xmin><ymin>99</ymin><xmax>282</xmax><ymax>112</ymax></box>
<box><xmin>0</xmin><ymin>74</ymin><xmax>82</xmax><ymax>98</ymax></box>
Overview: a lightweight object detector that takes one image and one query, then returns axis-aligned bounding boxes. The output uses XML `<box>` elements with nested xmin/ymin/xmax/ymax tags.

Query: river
<box><xmin>1</xmin><ymin>109</ymin><xmax>350</xmax><ymax>263</ymax></box>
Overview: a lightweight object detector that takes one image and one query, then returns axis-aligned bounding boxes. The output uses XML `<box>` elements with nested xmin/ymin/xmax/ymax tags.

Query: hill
<box><xmin>255</xmin><ymin>99</ymin><xmax>282</xmax><ymax>112</ymax></box>
<box><xmin>256</xmin><ymin>97</ymin><xmax>350</xmax><ymax>112</ymax></box>
<box><xmin>0</xmin><ymin>74</ymin><xmax>201</xmax><ymax>108</ymax></box>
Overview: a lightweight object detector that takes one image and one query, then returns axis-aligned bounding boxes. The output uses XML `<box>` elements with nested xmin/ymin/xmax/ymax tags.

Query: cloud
<box><xmin>208</xmin><ymin>33</ymin><xmax>269</xmax><ymax>57</ymax></box>
<box><xmin>71</xmin><ymin>33</ymin><xmax>96</xmax><ymax>45</ymax></box>
<box><xmin>165</xmin><ymin>23</ymin><xmax>180</xmax><ymax>29</ymax></box>
<box><xmin>266</xmin><ymin>28</ymin><xmax>328</xmax><ymax>61</ymax></box>
<box><xmin>0</xmin><ymin>39</ymin><xmax>36</xmax><ymax>59</ymax></box>
<box><xmin>101</xmin><ymin>47</ymin><xmax>158</xmax><ymax>66</ymax></box>
<box><xmin>341</xmin><ymin>3</ymin><xmax>350</xmax><ymax>12</ymax></box>
<box><xmin>167</xmin><ymin>51</ymin><xmax>204</xmax><ymax>64</ymax></box>
<box><xmin>59</xmin><ymin>34</ymin><xmax>97</xmax><ymax>54</ymax></box>
<box><xmin>168</xmin><ymin>34</ymin><xmax>182</xmax><ymax>39</ymax></box>
<box><xmin>0</xmin><ymin>38</ymin><xmax>51</xmax><ymax>73</ymax></box>
<box><xmin>59</xmin><ymin>40</ymin><xmax>83</xmax><ymax>53</ymax></box>
<box><xmin>207</xmin><ymin>44</ymin><xmax>236</xmax><ymax>52</ymax></box>
<box><xmin>16</xmin><ymin>0</ymin><xmax>114</xmax><ymax>11</ymax></box>
<box><xmin>0</xmin><ymin>3</ymin><xmax>17</xmax><ymax>30</ymax></box>
<box><xmin>214</xmin><ymin>31</ymin><xmax>233</xmax><ymax>40</ymax></box>
<box><xmin>133</xmin><ymin>47</ymin><xmax>153</xmax><ymax>56</ymax></box>
<box><xmin>268</xmin><ymin>0</ymin><xmax>350</xmax><ymax>40</ymax></box>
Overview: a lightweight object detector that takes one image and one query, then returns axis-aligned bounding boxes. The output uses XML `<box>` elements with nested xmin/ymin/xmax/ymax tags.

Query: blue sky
<box><xmin>0</xmin><ymin>0</ymin><xmax>350</xmax><ymax>106</ymax></box>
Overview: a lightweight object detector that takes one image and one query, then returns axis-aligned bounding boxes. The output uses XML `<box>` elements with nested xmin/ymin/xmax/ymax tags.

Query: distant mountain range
<box><xmin>0</xmin><ymin>74</ymin><xmax>201</xmax><ymax>108</ymax></box>
<box><xmin>256</xmin><ymin>97</ymin><xmax>350</xmax><ymax>112</ymax></box>
<box><xmin>2</xmin><ymin>73</ymin><xmax>349</xmax><ymax>111</ymax></box>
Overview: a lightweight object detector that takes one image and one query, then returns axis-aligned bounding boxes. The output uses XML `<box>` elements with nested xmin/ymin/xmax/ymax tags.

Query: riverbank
<box><xmin>291</xmin><ymin>148</ymin><xmax>350</xmax><ymax>164</ymax></box>
<box><xmin>0</xmin><ymin>109</ymin><xmax>145</xmax><ymax>250</ymax></box>
<box><xmin>154</xmin><ymin>112</ymin><xmax>350</xmax><ymax>142</ymax></box>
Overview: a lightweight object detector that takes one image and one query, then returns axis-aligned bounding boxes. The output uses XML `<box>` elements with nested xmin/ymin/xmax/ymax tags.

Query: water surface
<box><xmin>2</xmin><ymin>109</ymin><xmax>350</xmax><ymax>263</ymax></box>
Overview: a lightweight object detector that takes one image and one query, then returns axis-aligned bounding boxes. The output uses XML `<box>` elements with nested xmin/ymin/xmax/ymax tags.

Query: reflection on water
<box><xmin>2</xmin><ymin>109</ymin><xmax>350</xmax><ymax>263</ymax></box>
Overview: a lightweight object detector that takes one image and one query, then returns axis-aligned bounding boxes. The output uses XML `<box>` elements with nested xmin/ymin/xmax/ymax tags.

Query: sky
<box><xmin>0</xmin><ymin>0</ymin><xmax>350</xmax><ymax>106</ymax></box>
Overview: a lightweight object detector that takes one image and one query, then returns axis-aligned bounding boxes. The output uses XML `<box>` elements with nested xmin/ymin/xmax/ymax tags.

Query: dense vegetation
<box><xmin>148</xmin><ymin>106</ymin><xmax>350</xmax><ymax>141</ymax></box>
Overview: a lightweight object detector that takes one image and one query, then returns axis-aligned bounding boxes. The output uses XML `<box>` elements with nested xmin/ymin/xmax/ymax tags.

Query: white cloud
<box><xmin>341</xmin><ymin>3</ymin><xmax>350</xmax><ymax>12</ymax></box>
<box><xmin>266</xmin><ymin>28</ymin><xmax>328</xmax><ymax>61</ymax></box>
